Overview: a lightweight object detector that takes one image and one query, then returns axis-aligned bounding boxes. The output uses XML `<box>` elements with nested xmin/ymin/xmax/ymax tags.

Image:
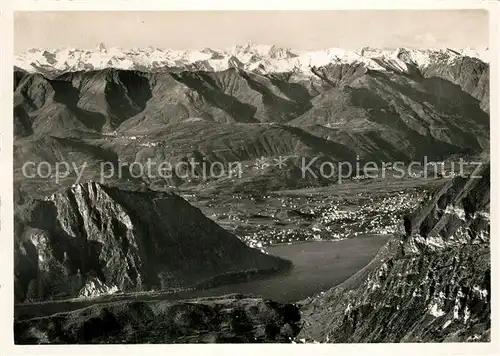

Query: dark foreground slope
<box><xmin>14</xmin><ymin>294</ymin><xmax>301</xmax><ymax>343</ymax></box>
<box><xmin>298</xmin><ymin>164</ymin><xmax>490</xmax><ymax>342</ymax></box>
<box><xmin>14</xmin><ymin>182</ymin><xmax>291</xmax><ymax>303</ymax></box>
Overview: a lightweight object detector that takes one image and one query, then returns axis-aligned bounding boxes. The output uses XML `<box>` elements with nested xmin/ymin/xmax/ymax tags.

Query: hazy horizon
<box><xmin>14</xmin><ymin>10</ymin><xmax>489</xmax><ymax>53</ymax></box>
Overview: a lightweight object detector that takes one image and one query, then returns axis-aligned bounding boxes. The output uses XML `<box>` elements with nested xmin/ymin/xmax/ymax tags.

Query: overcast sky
<box><xmin>14</xmin><ymin>10</ymin><xmax>489</xmax><ymax>53</ymax></box>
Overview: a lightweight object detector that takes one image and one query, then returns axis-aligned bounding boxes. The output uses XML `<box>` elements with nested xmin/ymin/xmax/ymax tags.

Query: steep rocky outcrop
<box><xmin>423</xmin><ymin>56</ymin><xmax>490</xmax><ymax>113</ymax></box>
<box><xmin>298</xmin><ymin>164</ymin><xmax>490</xmax><ymax>342</ymax></box>
<box><xmin>14</xmin><ymin>182</ymin><xmax>291</xmax><ymax>303</ymax></box>
<box><xmin>14</xmin><ymin>295</ymin><xmax>301</xmax><ymax>344</ymax></box>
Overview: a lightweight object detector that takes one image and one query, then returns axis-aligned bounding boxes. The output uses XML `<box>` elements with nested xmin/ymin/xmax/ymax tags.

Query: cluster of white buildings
<box><xmin>235</xmin><ymin>189</ymin><xmax>424</xmax><ymax>247</ymax></box>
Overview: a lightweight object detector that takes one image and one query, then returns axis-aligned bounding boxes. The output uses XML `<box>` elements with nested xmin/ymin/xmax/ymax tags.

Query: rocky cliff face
<box><xmin>14</xmin><ymin>182</ymin><xmax>291</xmax><ymax>303</ymax></box>
<box><xmin>298</xmin><ymin>164</ymin><xmax>490</xmax><ymax>342</ymax></box>
<box><xmin>423</xmin><ymin>56</ymin><xmax>490</xmax><ymax>113</ymax></box>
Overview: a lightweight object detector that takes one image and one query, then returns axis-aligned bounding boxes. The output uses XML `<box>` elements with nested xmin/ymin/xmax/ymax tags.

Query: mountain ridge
<box><xmin>14</xmin><ymin>181</ymin><xmax>291</xmax><ymax>303</ymax></box>
<box><xmin>16</xmin><ymin>44</ymin><xmax>490</xmax><ymax>77</ymax></box>
<box><xmin>298</xmin><ymin>164</ymin><xmax>490</xmax><ymax>342</ymax></box>
<box><xmin>13</xmin><ymin>59</ymin><xmax>489</xmax><ymax>195</ymax></box>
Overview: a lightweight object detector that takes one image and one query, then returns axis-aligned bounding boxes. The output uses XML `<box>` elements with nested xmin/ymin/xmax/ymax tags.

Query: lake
<box><xmin>176</xmin><ymin>234</ymin><xmax>391</xmax><ymax>302</ymax></box>
<box><xmin>15</xmin><ymin>234</ymin><xmax>391</xmax><ymax>320</ymax></box>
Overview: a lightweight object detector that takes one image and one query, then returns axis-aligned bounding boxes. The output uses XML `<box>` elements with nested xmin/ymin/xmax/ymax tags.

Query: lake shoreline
<box><xmin>15</xmin><ymin>234</ymin><xmax>391</xmax><ymax>320</ymax></box>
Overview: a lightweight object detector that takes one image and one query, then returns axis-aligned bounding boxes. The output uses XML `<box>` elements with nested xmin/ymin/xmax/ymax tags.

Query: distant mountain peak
<box><xmin>15</xmin><ymin>44</ymin><xmax>489</xmax><ymax>76</ymax></box>
<box><xmin>98</xmin><ymin>42</ymin><xmax>107</xmax><ymax>53</ymax></box>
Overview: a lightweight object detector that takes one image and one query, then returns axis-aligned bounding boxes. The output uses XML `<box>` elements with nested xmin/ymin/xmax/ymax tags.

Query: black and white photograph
<box><xmin>5</xmin><ymin>6</ymin><xmax>495</xmax><ymax>347</ymax></box>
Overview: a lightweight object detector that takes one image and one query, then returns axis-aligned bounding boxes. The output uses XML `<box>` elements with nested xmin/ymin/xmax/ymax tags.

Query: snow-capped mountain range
<box><xmin>15</xmin><ymin>42</ymin><xmax>489</xmax><ymax>76</ymax></box>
